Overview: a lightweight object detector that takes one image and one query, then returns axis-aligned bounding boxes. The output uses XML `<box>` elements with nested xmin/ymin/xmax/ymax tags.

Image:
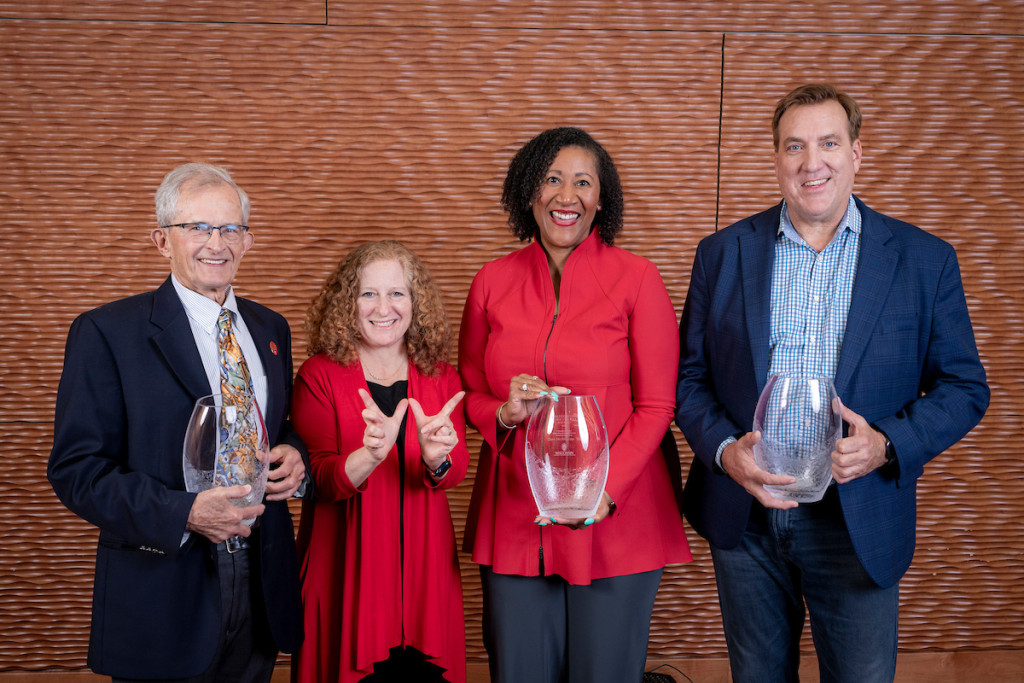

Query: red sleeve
<box><xmin>604</xmin><ymin>261</ymin><xmax>679</xmax><ymax>507</ymax></box>
<box><xmin>292</xmin><ymin>358</ymin><xmax>363</xmax><ymax>501</ymax></box>
<box><xmin>458</xmin><ymin>268</ymin><xmax>509</xmax><ymax>453</ymax></box>
<box><xmin>419</xmin><ymin>363</ymin><xmax>471</xmax><ymax>490</ymax></box>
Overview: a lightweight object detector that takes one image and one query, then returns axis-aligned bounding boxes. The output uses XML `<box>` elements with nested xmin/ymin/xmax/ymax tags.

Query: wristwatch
<box><xmin>428</xmin><ymin>454</ymin><xmax>452</xmax><ymax>479</ymax></box>
<box><xmin>871</xmin><ymin>423</ymin><xmax>896</xmax><ymax>466</ymax></box>
<box><xmin>883</xmin><ymin>437</ymin><xmax>896</xmax><ymax>466</ymax></box>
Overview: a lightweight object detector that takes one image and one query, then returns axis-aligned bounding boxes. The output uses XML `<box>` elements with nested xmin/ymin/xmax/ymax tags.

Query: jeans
<box><xmin>710</xmin><ymin>487</ymin><xmax>899</xmax><ymax>683</ymax></box>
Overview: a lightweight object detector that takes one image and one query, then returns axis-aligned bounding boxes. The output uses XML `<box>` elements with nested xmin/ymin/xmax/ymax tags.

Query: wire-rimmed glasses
<box><xmin>160</xmin><ymin>222</ymin><xmax>249</xmax><ymax>244</ymax></box>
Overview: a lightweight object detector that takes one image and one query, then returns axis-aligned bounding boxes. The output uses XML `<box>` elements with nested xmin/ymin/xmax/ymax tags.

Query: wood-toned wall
<box><xmin>1</xmin><ymin>1</ymin><xmax>1021</xmax><ymax>678</ymax></box>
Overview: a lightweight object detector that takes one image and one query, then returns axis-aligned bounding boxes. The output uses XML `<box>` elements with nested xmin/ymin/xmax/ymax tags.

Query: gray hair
<box><xmin>154</xmin><ymin>162</ymin><xmax>251</xmax><ymax>226</ymax></box>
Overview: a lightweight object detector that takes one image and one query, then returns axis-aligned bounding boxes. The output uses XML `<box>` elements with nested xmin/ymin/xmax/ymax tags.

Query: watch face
<box><xmin>433</xmin><ymin>459</ymin><xmax>452</xmax><ymax>478</ymax></box>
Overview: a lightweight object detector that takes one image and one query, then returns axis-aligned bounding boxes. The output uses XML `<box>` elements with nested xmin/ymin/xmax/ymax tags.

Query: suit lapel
<box><xmin>740</xmin><ymin>204</ymin><xmax>781</xmax><ymax>394</ymax></box>
<box><xmin>150</xmin><ymin>277</ymin><xmax>213</xmax><ymax>401</ymax></box>
<box><xmin>834</xmin><ymin>198</ymin><xmax>898</xmax><ymax>395</ymax></box>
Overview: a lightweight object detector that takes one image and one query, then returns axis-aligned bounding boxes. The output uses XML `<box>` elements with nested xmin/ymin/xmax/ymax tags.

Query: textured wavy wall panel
<box><xmin>0</xmin><ymin>18</ymin><xmax>721</xmax><ymax>668</ymax></box>
<box><xmin>1</xmin><ymin>3</ymin><xmax>1022</xmax><ymax>676</ymax></box>
<box><xmin>326</xmin><ymin>0</ymin><xmax>1023</xmax><ymax>34</ymax></box>
<box><xmin>5</xmin><ymin>0</ymin><xmax>1019</xmax><ymax>33</ymax></box>
<box><xmin>0</xmin><ymin>1</ymin><xmax>326</xmax><ymax>23</ymax></box>
<box><xmin>906</xmin><ymin>418</ymin><xmax>1024</xmax><ymax>649</ymax></box>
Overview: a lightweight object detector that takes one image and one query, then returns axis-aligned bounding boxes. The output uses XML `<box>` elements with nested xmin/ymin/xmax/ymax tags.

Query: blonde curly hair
<box><xmin>305</xmin><ymin>240</ymin><xmax>451</xmax><ymax>376</ymax></box>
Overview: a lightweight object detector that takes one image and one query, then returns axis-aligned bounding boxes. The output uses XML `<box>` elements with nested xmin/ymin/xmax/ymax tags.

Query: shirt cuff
<box><xmin>715</xmin><ymin>435</ymin><xmax>738</xmax><ymax>474</ymax></box>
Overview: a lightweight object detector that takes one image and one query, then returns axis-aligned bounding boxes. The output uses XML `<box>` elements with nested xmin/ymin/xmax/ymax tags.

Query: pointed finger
<box><xmin>406</xmin><ymin>397</ymin><xmax>427</xmax><ymax>423</ymax></box>
<box><xmin>358</xmin><ymin>388</ymin><xmax>380</xmax><ymax>412</ymax></box>
<box><xmin>392</xmin><ymin>398</ymin><xmax>409</xmax><ymax>424</ymax></box>
<box><xmin>437</xmin><ymin>390</ymin><xmax>466</xmax><ymax>418</ymax></box>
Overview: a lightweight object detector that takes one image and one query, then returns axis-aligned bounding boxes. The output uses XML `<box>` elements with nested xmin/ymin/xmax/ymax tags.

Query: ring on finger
<box><xmin>521</xmin><ymin>383</ymin><xmax>528</xmax><ymax>391</ymax></box>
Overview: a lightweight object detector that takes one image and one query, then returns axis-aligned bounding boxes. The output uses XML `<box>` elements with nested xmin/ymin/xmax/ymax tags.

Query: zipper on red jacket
<box><xmin>542</xmin><ymin>311</ymin><xmax>558</xmax><ymax>382</ymax></box>
<box><xmin>538</xmin><ymin>527</ymin><xmax>545</xmax><ymax>575</ymax></box>
<box><xmin>538</xmin><ymin>306</ymin><xmax>558</xmax><ymax>576</ymax></box>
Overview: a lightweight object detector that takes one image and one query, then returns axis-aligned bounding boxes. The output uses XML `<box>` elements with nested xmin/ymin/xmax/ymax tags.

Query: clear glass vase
<box><xmin>525</xmin><ymin>394</ymin><xmax>610</xmax><ymax>520</ymax></box>
<box><xmin>183</xmin><ymin>393</ymin><xmax>269</xmax><ymax>525</ymax></box>
<box><xmin>753</xmin><ymin>374</ymin><xmax>842</xmax><ymax>503</ymax></box>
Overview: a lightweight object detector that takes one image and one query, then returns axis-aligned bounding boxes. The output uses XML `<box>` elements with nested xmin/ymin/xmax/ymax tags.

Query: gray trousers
<box><xmin>480</xmin><ymin>565</ymin><xmax>662</xmax><ymax>683</ymax></box>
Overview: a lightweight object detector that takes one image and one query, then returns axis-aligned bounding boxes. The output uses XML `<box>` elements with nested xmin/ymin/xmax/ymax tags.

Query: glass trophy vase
<box><xmin>525</xmin><ymin>394</ymin><xmax>610</xmax><ymax>520</ymax></box>
<box><xmin>183</xmin><ymin>393</ymin><xmax>270</xmax><ymax>525</ymax></box>
<box><xmin>752</xmin><ymin>374</ymin><xmax>842</xmax><ymax>503</ymax></box>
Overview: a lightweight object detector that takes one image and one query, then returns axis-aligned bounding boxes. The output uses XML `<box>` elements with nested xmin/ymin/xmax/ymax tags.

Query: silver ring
<box><xmin>521</xmin><ymin>383</ymin><xmax>528</xmax><ymax>391</ymax></box>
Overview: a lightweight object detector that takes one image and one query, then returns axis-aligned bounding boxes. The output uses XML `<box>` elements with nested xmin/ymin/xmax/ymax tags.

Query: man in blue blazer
<box><xmin>48</xmin><ymin>163</ymin><xmax>308</xmax><ymax>681</ymax></box>
<box><xmin>676</xmin><ymin>84</ymin><xmax>988</xmax><ymax>681</ymax></box>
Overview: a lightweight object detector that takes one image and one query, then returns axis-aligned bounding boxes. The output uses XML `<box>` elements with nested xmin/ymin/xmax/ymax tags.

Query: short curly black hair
<box><xmin>501</xmin><ymin>127</ymin><xmax>624</xmax><ymax>245</ymax></box>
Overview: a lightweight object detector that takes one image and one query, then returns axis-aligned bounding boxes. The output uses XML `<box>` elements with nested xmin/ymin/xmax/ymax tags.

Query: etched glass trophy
<box><xmin>183</xmin><ymin>393</ymin><xmax>269</xmax><ymax>525</ymax></box>
<box><xmin>525</xmin><ymin>395</ymin><xmax>610</xmax><ymax>520</ymax></box>
<box><xmin>753</xmin><ymin>374</ymin><xmax>842</xmax><ymax>503</ymax></box>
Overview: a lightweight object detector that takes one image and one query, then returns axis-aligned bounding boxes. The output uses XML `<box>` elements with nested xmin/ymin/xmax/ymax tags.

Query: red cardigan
<box><xmin>291</xmin><ymin>355</ymin><xmax>467</xmax><ymax>683</ymax></box>
<box><xmin>459</xmin><ymin>230</ymin><xmax>691</xmax><ymax>585</ymax></box>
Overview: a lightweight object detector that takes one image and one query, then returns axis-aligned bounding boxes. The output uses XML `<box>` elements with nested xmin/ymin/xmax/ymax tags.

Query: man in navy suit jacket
<box><xmin>48</xmin><ymin>163</ymin><xmax>308</xmax><ymax>681</ymax></box>
<box><xmin>676</xmin><ymin>85</ymin><xmax>988</xmax><ymax>681</ymax></box>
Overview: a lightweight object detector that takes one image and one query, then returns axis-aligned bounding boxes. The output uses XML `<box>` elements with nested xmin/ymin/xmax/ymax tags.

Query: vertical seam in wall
<box><xmin>716</xmin><ymin>33</ymin><xmax>725</xmax><ymax>233</ymax></box>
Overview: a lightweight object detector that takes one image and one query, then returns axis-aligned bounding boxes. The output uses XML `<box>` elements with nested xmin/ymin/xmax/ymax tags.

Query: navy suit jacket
<box><xmin>48</xmin><ymin>276</ymin><xmax>305</xmax><ymax>678</ymax></box>
<box><xmin>676</xmin><ymin>197</ymin><xmax>989</xmax><ymax>588</ymax></box>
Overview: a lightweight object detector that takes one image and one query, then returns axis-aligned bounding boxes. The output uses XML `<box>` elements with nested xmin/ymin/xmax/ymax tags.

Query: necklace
<box><xmin>363</xmin><ymin>358</ymin><xmax>406</xmax><ymax>382</ymax></box>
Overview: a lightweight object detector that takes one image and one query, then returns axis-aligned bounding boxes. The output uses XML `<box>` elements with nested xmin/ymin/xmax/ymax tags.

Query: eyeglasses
<box><xmin>160</xmin><ymin>222</ymin><xmax>250</xmax><ymax>243</ymax></box>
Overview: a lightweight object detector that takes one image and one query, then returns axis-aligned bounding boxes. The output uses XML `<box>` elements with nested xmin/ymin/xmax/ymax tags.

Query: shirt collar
<box><xmin>170</xmin><ymin>274</ymin><xmax>241</xmax><ymax>333</ymax></box>
<box><xmin>778</xmin><ymin>195</ymin><xmax>861</xmax><ymax>248</ymax></box>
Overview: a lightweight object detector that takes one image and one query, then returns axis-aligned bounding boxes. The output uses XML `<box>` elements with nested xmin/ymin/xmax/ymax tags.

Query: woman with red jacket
<box><xmin>292</xmin><ymin>240</ymin><xmax>467</xmax><ymax>683</ymax></box>
<box><xmin>459</xmin><ymin>127</ymin><xmax>691</xmax><ymax>683</ymax></box>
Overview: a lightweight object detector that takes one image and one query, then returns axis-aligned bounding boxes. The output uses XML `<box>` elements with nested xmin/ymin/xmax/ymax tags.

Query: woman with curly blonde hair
<box><xmin>292</xmin><ymin>240</ymin><xmax>468</xmax><ymax>683</ymax></box>
<box><xmin>305</xmin><ymin>240</ymin><xmax>452</xmax><ymax>375</ymax></box>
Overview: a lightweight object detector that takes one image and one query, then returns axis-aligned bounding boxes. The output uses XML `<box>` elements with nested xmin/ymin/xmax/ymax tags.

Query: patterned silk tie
<box><xmin>215</xmin><ymin>308</ymin><xmax>257</xmax><ymax>487</ymax></box>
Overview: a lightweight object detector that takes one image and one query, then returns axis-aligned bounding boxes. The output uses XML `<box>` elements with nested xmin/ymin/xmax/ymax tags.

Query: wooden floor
<box><xmin>637</xmin><ymin>650</ymin><xmax>1024</xmax><ymax>682</ymax></box>
<box><xmin>3</xmin><ymin>650</ymin><xmax>1020</xmax><ymax>682</ymax></box>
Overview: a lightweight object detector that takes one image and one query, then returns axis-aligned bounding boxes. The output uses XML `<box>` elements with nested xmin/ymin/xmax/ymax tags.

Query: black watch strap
<box><xmin>429</xmin><ymin>455</ymin><xmax>452</xmax><ymax>478</ymax></box>
<box><xmin>883</xmin><ymin>437</ymin><xmax>896</xmax><ymax>466</ymax></box>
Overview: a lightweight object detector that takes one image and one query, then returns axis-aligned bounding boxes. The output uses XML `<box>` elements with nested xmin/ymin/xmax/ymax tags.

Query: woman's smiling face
<box><xmin>531</xmin><ymin>145</ymin><xmax>601</xmax><ymax>263</ymax></box>
<box><xmin>356</xmin><ymin>258</ymin><xmax>413</xmax><ymax>351</ymax></box>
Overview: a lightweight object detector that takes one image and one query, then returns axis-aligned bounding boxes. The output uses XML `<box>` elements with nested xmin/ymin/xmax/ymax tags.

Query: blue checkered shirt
<box><xmin>768</xmin><ymin>196</ymin><xmax>861</xmax><ymax>380</ymax></box>
<box><xmin>715</xmin><ymin>196</ymin><xmax>861</xmax><ymax>466</ymax></box>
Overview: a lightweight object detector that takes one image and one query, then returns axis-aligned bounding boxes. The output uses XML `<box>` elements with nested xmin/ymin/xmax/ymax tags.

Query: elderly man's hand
<box><xmin>265</xmin><ymin>444</ymin><xmax>306</xmax><ymax>500</ymax></box>
<box><xmin>186</xmin><ymin>485</ymin><xmax>263</xmax><ymax>543</ymax></box>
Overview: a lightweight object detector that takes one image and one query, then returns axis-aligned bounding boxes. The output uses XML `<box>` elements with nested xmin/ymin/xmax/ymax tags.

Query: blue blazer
<box><xmin>676</xmin><ymin>197</ymin><xmax>989</xmax><ymax>588</ymax></box>
<box><xmin>48</xmin><ymin>276</ymin><xmax>305</xmax><ymax>678</ymax></box>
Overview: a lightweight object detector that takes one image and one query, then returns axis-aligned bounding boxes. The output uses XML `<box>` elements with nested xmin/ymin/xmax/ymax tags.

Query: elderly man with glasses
<box><xmin>48</xmin><ymin>162</ymin><xmax>309</xmax><ymax>683</ymax></box>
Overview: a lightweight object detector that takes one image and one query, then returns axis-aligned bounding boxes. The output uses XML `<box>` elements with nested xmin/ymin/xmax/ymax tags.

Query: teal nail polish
<box><xmin>536</xmin><ymin>519</ymin><xmax>549</xmax><ymax>526</ymax></box>
<box><xmin>584</xmin><ymin>518</ymin><xmax>595</xmax><ymax>526</ymax></box>
<box><xmin>550</xmin><ymin>517</ymin><xmax>557</xmax><ymax>524</ymax></box>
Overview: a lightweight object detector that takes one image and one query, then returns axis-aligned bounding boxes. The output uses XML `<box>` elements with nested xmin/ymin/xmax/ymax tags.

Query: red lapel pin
<box><xmin>269</xmin><ymin>341</ymin><xmax>279</xmax><ymax>356</ymax></box>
